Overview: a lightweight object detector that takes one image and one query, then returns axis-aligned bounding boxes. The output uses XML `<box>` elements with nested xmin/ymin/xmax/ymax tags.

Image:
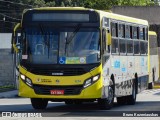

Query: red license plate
<box><xmin>50</xmin><ymin>90</ymin><xmax>64</xmax><ymax>95</ymax></box>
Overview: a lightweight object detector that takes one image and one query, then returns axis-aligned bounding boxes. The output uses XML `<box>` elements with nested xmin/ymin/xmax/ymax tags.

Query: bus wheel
<box><xmin>74</xmin><ymin>100</ymin><xmax>83</xmax><ymax>105</ymax></box>
<box><xmin>31</xmin><ymin>98</ymin><xmax>48</xmax><ymax>109</ymax></box>
<box><xmin>117</xmin><ymin>96</ymin><xmax>126</xmax><ymax>105</ymax></box>
<box><xmin>65</xmin><ymin>100</ymin><xmax>74</xmax><ymax>105</ymax></box>
<box><xmin>126</xmin><ymin>81</ymin><xmax>136</xmax><ymax>105</ymax></box>
<box><xmin>148</xmin><ymin>82</ymin><xmax>153</xmax><ymax>89</ymax></box>
<box><xmin>98</xmin><ymin>85</ymin><xmax>114</xmax><ymax>110</ymax></box>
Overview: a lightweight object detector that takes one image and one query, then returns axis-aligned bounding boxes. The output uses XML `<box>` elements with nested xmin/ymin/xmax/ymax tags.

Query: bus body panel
<box><xmin>19</xmin><ymin>65</ymin><xmax>103</xmax><ymax>99</ymax></box>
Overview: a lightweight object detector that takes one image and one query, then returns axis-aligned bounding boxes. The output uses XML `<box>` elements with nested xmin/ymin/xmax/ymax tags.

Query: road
<box><xmin>0</xmin><ymin>89</ymin><xmax>160</xmax><ymax>118</ymax></box>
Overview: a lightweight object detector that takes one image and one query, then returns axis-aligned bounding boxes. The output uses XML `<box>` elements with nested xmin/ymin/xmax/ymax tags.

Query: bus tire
<box><xmin>74</xmin><ymin>100</ymin><xmax>83</xmax><ymax>105</ymax></box>
<box><xmin>148</xmin><ymin>82</ymin><xmax>153</xmax><ymax>89</ymax></box>
<box><xmin>98</xmin><ymin>85</ymin><xmax>114</xmax><ymax>110</ymax></box>
<box><xmin>117</xmin><ymin>96</ymin><xmax>126</xmax><ymax>105</ymax></box>
<box><xmin>65</xmin><ymin>100</ymin><xmax>74</xmax><ymax>105</ymax></box>
<box><xmin>31</xmin><ymin>98</ymin><xmax>48</xmax><ymax>109</ymax></box>
<box><xmin>126</xmin><ymin>80</ymin><xmax>136</xmax><ymax>105</ymax></box>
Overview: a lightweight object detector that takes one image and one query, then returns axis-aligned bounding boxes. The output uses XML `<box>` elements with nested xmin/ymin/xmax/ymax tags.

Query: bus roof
<box><xmin>23</xmin><ymin>7</ymin><xmax>89</xmax><ymax>13</ymax></box>
<box><xmin>149</xmin><ymin>31</ymin><xmax>157</xmax><ymax>36</ymax></box>
<box><xmin>97</xmin><ymin>10</ymin><xmax>148</xmax><ymax>25</ymax></box>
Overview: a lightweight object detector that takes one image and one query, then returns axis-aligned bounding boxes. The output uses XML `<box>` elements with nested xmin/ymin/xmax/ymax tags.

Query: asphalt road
<box><xmin>0</xmin><ymin>89</ymin><xmax>160</xmax><ymax>118</ymax></box>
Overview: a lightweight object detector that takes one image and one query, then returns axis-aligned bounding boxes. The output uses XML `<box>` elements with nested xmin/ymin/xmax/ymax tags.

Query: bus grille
<box><xmin>31</xmin><ymin>68</ymin><xmax>86</xmax><ymax>76</ymax></box>
<box><xmin>33</xmin><ymin>84</ymin><xmax>83</xmax><ymax>95</ymax></box>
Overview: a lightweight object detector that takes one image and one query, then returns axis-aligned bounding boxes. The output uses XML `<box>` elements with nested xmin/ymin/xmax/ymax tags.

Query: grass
<box><xmin>0</xmin><ymin>85</ymin><xmax>15</xmax><ymax>92</ymax></box>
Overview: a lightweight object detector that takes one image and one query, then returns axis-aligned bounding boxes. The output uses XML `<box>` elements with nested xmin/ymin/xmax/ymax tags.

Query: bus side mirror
<box><xmin>12</xmin><ymin>23</ymin><xmax>21</xmax><ymax>53</ymax></box>
<box><xmin>106</xmin><ymin>30</ymin><xmax>111</xmax><ymax>45</ymax></box>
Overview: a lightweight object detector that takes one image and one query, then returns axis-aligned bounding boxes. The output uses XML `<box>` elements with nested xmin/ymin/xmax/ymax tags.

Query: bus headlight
<box><xmin>93</xmin><ymin>74</ymin><xmax>100</xmax><ymax>82</ymax></box>
<box><xmin>83</xmin><ymin>74</ymin><xmax>100</xmax><ymax>88</ymax></box>
<box><xmin>20</xmin><ymin>74</ymin><xmax>25</xmax><ymax>80</ymax></box>
<box><xmin>84</xmin><ymin>79</ymin><xmax>92</xmax><ymax>88</ymax></box>
<box><xmin>20</xmin><ymin>74</ymin><xmax>32</xmax><ymax>88</ymax></box>
<box><xmin>26</xmin><ymin>78</ymin><xmax>32</xmax><ymax>87</ymax></box>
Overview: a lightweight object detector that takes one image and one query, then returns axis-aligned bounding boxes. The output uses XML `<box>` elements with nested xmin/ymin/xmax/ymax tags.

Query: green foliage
<box><xmin>10</xmin><ymin>0</ymin><xmax>159</xmax><ymax>9</ymax></box>
<box><xmin>117</xmin><ymin>0</ymin><xmax>157</xmax><ymax>6</ymax></box>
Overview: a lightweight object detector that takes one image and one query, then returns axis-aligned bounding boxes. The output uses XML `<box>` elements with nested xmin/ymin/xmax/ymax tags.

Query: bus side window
<box><xmin>111</xmin><ymin>22</ymin><xmax>118</xmax><ymax>37</ymax></box>
<box><xmin>132</xmin><ymin>26</ymin><xmax>138</xmax><ymax>39</ymax></box>
<box><xmin>118</xmin><ymin>24</ymin><xmax>125</xmax><ymax>38</ymax></box>
<box><xmin>102</xmin><ymin>29</ymin><xmax>106</xmax><ymax>53</ymax></box>
<box><xmin>125</xmin><ymin>25</ymin><xmax>131</xmax><ymax>38</ymax></box>
<box><xmin>111</xmin><ymin>39</ymin><xmax>119</xmax><ymax>54</ymax></box>
<box><xmin>139</xmin><ymin>27</ymin><xmax>144</xmax><ymax>40</ymax></box>
<box><xmin>145</xmin><ymin>27</ymin><xmax>148</xmax><ymax>41</ymax></box>
<box><xmin>127</xmin><ymin>39</ymin><xmax>133</xmax><ymax>54</ymax></box>
<box><xmin>134</xmin><ymin>41</ymin><xmax>140</xmax><ymax>54</ymax></box>
<box><xmin>119</xmin><ymin>39</ymin><xmax>126</xmax><ymax>54</ymax></box>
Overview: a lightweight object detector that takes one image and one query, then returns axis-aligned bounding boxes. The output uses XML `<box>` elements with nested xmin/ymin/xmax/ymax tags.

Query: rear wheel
<box><xmin>148</xmin><ymin>82</ymin><xmax>153</xmax><ymax>89</ymax></box>
<box><xmin>126</xmin><ymin>81</ymin><xmax>136</xmax><ymax>105</ymax></box>
<box><xmin>98</xmin><ymin>85</ymin><xmax>114</xmax><ymax>110</ymax></box>
<box><xmin>31</xmin><ymin>98</ymin><xmax>48</xmax><ymax>109</ymax></box>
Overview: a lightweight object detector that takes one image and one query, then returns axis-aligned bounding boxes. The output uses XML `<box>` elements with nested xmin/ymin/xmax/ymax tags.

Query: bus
<box><xmin>12</xmin><ymin>7</ymin><xmax>149</xmax><ymax>110</ymax></box>
<box><xmin>148</xmin><ymin>31</ymin><xmax>159</xmax><ymax>89</ymax></box>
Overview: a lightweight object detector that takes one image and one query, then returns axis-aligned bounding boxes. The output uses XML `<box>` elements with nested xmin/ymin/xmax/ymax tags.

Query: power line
<box><xmin>0</xmin><ymin>20</ymin><xmax>18</xmax><ymax>23</ymax></box>
<box><xmin>0</xmin><ymin>0</ymin><xmax>33</xmax><ymax>7</ymax></box>
<box><xmin>0</xmin><ymin>13</ymin><xmax>21</xmax><ymax>21</ymax></box>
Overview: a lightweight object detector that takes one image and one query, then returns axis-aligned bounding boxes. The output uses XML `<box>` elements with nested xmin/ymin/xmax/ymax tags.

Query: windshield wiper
<box><xmin>65</xmin><ymin>23</ymin><xmax>82</xmax><ymax>55</ymax></box>
<box><xmin>39</xmin><ymin>24</ymin><xmax>50</xmax><ymax>58</ymax></box>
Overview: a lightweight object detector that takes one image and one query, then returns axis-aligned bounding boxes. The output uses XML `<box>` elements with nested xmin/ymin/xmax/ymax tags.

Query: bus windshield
<box><xmin>24</xmin><ymin>27</ymin><xmax>100</xmax><ymax>64</ymax></box>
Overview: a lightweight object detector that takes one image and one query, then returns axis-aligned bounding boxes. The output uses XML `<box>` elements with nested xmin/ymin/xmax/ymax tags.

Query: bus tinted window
<box><xmin>145</xmin><ymin>28</ymin><xmax>148</xmax><ymax>40</ymax></box>
<box><xmin>134</xmin><ymin>41</ymin><xmax>140</xmax><ymax>54</ymax></box>
<box><xmin>111</xmin><ymin>39</ymin><xmax>119</xmax><ymax>53</ymax></box>
<box><xmin>125</xmin><ymin>25</ymin><xmax>130</xmax><ymax>38</ymax></box>
<box><xmin>139</xmin><ymin>27</ymin><xmax>144</xmax><ymax>40</ymax></box>
<box><xmin>119</xmin><ymin>39</ymin><xmax>126</xmax><ymax>54</ymax></box>
<box><xmin>118</xmin><ymin>24</ymin><xmax>124</xmax><ymax>38</ymax></box>
<box><xmin>127</xmin><ymin>40</ymin><xmax>133</xmax><ymax>53</ymax></box>
<box><xmin>132</xmin><ymin>27</ymin><xmax>138</xmax><ymax>39</ymax></box>
<box><xmin>140</xmin><ymin>41</ymin><xmax>147</xmax><ymax>54</ymax></box>
<box><xmin>111</xmin><ymin>23</ymin><xmax>118</xmax><ymax>37</ymax></box>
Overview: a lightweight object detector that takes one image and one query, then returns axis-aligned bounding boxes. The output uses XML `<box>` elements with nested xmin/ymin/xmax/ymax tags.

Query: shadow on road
<box><xmin>0</xmin><ymin>101</ymin><xmax>160</xmax><ymax>117</ymax></box>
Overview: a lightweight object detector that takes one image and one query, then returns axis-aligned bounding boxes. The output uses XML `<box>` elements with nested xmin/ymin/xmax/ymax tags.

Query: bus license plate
<box><xmin>50</xmin><ymin>90</ymin><xmax>64</xmax><ymax>95</ymax></box>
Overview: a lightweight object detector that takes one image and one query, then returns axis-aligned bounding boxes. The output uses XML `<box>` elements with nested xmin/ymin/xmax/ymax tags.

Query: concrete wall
<box><xmin>0</xmin><ymin>33</ymin><xmax>15</xmax><ymax>89</ymax></box>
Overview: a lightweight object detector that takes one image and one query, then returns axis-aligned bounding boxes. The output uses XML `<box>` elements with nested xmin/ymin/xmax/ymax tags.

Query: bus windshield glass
<box><xmin>24</xmin><ymin>27</ymin><xmax>100</xmax><ymax>64</ymax></box>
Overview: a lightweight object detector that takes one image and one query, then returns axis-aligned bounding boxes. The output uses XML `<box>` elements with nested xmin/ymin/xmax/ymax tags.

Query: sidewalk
<box><xmin>0</xmin><ymin>90</ymin><xmax>18</xmax><ymax>98</ymax></box>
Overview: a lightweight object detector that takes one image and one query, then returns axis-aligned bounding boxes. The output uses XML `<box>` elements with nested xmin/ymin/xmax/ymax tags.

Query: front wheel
<box><xmin>31</xmin><ymin>98</ymin><xmax>48</xmax><ymax>109</ymax></box>
<box><xmin>65</xmin><ymin>100</ymin><xmax>74</xmax><ymax>105</ymax></box>
<box><xmin>98</xmin><ymin>86</ymin><xmax>114</xmax><ymax>110</ymax></box>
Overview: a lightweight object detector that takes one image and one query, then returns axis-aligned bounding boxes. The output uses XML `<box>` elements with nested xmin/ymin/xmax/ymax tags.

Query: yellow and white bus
<box><xmin>148</xmin><ymin>31</ymin><xmax>159</xmax><ymax>89</ymax></box>
<box><xmin>12</xmin><ymin>7</ymin><xmax>149</xmax><ymax>110</ymax></box>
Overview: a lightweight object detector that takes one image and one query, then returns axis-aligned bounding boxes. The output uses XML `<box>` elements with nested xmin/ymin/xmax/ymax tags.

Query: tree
<box><xmin>117</xmin><ymin>0</ymin><xmax>157</xmax><ymax>6</ymax></box>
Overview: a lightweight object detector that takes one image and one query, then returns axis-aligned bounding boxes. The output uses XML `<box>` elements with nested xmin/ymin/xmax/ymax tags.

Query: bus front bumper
<box><xmin>19</xmin><ymin>79</ymin><xmax>102</xmax><ymax>99</ymax></box>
